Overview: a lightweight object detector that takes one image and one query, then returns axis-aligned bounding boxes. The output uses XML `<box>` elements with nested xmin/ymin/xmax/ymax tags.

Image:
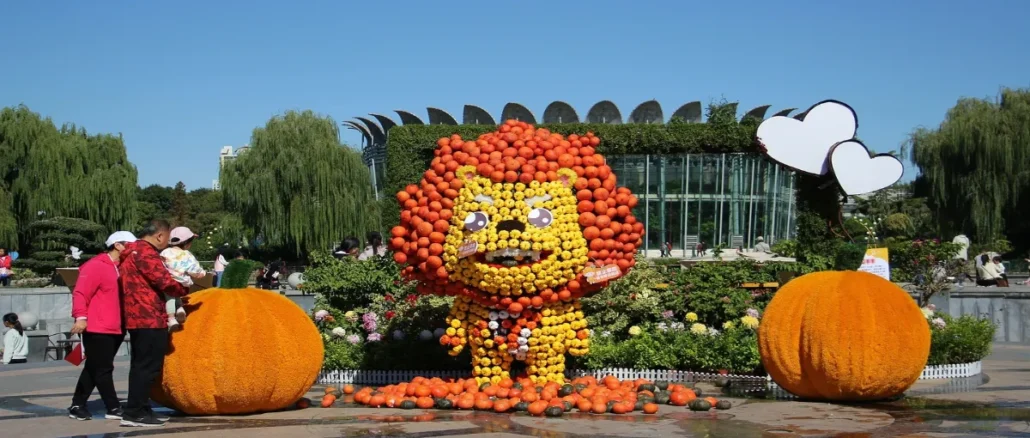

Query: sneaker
<box><xmin>120</xmin><ymin>412</ymin><xmax>165</xmax><ymax>427</ymax></box>
<box><xmin>175</xmin><ymin>307</ymin><xmax>187</xmax><ymax>319</ymax></box>
<box><xmin>168</xmin><ymin>321</ymin><xmax>183</xmax><ymax>332</ymax></box>
<box><xmin>105</xmin><ymin>406</ymin><xmax>124</xmax><ymax>420</ymax></box>
<box><xmin>68</xmin><ymin>405</ymin><xmax>91</xmax><ymax>421</ymax></box>
<box><xmin>147</xmin><ymin>407</ymin><xmax>171</xmax><ymax>422</ymax></box>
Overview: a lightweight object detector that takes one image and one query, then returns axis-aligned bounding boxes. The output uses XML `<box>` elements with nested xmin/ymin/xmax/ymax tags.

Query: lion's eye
<box><xmin>464</xmin><ymin>212</ymin><xmax>490</xmax><ymax>232</ymax></box>
<box><xmin>527</xmin><ymin>208</ymin><xmax>553</xmax><ymax>228</ymax></box>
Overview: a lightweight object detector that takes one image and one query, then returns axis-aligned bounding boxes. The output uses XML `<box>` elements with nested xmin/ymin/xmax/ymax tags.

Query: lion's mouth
<box><xmin>478</xmin><ymin>249</ymin><xmax>550</xmax><ymax>268</ymax></box>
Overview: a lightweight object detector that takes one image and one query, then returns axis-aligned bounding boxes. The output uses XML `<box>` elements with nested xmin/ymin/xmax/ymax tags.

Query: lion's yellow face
<box><xmin>443</xmin><ymin>166</ymin><xmax>588</xmax><ymax>296</ymax></box>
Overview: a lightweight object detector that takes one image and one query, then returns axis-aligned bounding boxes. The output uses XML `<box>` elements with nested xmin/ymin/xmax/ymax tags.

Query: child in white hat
<box><xmin>160</xmin><ymin>227</ymin><xmax>205</xmax><ymax>331</ymax></box>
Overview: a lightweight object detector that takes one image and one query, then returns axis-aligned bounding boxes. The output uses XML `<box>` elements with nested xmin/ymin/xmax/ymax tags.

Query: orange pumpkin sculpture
<box><xmin>151</xmin><ymin>288</ymin><xmax>324</xmax><ymax>415</ymax></box>
<box><xmin>758</xmin><ymin>271</ymin><xmax>930</xmax><ymax>401</ymax></box>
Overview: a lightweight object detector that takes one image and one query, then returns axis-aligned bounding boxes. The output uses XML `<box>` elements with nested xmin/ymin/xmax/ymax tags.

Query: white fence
<box><xmin>918</xmin><ymin>361</ymin><xmax>981</xmax><ymax>380</ymax></box>
<box><xmin>316</xmin><ymin>361</ymin><xmax>981</xmax><ymax>385</ymax></box>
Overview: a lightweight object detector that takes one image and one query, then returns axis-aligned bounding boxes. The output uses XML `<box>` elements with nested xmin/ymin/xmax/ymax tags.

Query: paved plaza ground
<box><xmin>2</xmin><ymin>345</ymin><xmax>1030</xmax><ymax>437</ymax></box>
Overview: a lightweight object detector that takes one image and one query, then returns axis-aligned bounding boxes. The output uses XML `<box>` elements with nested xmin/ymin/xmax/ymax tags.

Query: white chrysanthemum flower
<box><xmin>331</xmin><ymin>327</ymin><xmax>346</xmax><ymax>338</ymax></box>
<box><xmin>921</xmin><ymin>308</ymin><xmax>934</xmax><ymax>319</ymax></box>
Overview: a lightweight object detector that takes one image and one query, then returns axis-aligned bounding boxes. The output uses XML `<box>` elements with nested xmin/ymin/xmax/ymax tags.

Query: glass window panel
<box><xmin>700</xmin><ymin>200</ymin><xmax>717</xmax><ymax>248</ymax></box>
<box><xmin>665</xmin><ymin>200</ymin><xmax>683</xmax><ymax>252</ymax></box>
<box><xmin>646</xmin><ymin>200</ymin><xmax>663</xmax><ymax>252</ymax></box>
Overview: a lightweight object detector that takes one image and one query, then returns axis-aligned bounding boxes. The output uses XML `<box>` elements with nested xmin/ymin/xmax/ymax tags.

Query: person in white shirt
<box><xmin>214</xmin><ymin>249</ymin><xmax>228</xmax><ymax>287</ymax></box>
<box><xmin>977</xmin><ymin>254</ymin><xmax>1002</xmax><ymax>286</ymax></box>
<box><xmin>2</xmin><ymin>313</ymin><xmax>28</xmax><ymax>364</ymax></box>
<box><xmin>754</xmin><ymin>236</ymin><xmax>772</xmax><ymax>253</ymax></box>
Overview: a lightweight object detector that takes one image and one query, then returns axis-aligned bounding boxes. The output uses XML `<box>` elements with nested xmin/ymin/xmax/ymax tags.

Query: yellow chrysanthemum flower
<box><xmin>686</xmin><ymin>312</ymin><xmax>698</xmax><ymax>322</ymax></box>
<box><xmin>741</xmin><ymin>315</ymin><xmax>760</xmax><ymax>329</ymax></box>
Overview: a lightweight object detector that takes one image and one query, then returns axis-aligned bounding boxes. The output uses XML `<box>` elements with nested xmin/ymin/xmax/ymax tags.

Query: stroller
<box><xmin>256</xmin><ymin>259</ymin><xmax>288</xmax><ymax>290</ymax></box>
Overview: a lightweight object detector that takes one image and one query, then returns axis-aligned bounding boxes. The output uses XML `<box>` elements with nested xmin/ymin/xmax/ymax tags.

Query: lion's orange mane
<box><xmin>390</xmin><ymin>120</ymin><xmax>643</xmax><ymax>309</ymax></box>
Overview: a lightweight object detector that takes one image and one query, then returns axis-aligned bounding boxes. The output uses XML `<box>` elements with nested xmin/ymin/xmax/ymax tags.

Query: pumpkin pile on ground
<box><xmin>758</xmin><ymin>271</ymin><xmax>931</xmax><ymax>401</ymax></box>
<box><xmin>342</xmin><ymin>375</ymin><xmax>728</xmax><ymax>416</ymax></box>
<box><xmin>151</xmin><ymin>288</ymin><xmax>324</xmax><ymax>415</ymax></box>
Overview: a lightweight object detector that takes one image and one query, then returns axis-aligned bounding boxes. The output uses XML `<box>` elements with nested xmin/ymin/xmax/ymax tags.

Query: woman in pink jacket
<box><xmin>67</xmin><ymin>231</ymin><xmax>137</xmax><ymax>422</ymax></box>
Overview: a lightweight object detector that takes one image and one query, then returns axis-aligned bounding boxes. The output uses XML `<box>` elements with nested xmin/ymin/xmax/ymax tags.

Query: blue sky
<box><xmin>2</xmin><ymin>1</ymin><xmax>1027</xmax><ymax>190</ymax></box>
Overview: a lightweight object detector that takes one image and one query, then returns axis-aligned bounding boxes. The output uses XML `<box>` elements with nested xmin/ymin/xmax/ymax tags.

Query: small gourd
<box><xmin>435</xmin><ymin>398</ymin><xmax>453</xmax><ymax>410</ymax></box>
<box><xmin>514</xmin><ymin>401</ymin><xmax>529</xmax><ymax>412</ymax></box>
<box><xmin>558</xmin><ymin>384</ymin><xmax>574</xmax><ymax>397</ymax></box>
<box><xmin>655</xmin><ymin>381</ymin><xmax>670</xmax><ymax>391</ymax></box>
<box><xmin>544</xmin><ymin>406</ymin><xmax>564</xmax><ymax>417</ymax></box>
<box><xmin>638</xmin><ymin>383</ymin><xmax>656</xmax><ymax>393</ymax></box>
<box><xmin>688</xmin><ymin>399</ymin><xmax>712</xmax><ymax>411</ymax></box>
<box><xmin>715</xmin><ymin>400</ymin><xmax>732</xmax><ymax>410</ymax></box>
<box><xmin>399</xmin><ymin>400</ymin><xmax>417</xmax><ymax>410</ymax></box>
<box><xmin>654</xmin><ymin>393</ymin><xmax>670</xmax><ymax>405</ymax></box>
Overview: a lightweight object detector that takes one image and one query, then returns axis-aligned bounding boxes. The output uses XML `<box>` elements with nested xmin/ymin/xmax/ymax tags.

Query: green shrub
<box><xmin>569</xmin><ymin>326</ymin><xmax>762</xmax><ymax>373</ymax></box>
<box><xmin>669</xmin><ymin>260</ymin><xmax>773</xmax><ymax>326</ymax></box>
<box><xmin>220</xmin><ymin>259</ymin><xmax>261</xmax><ymax>288</ymax></box>
<box><xmin>770</xmin><ymin>239</ymin><xmax>798</xmax><ymax>257</ymax></box>
<box><xmin>887</xmin><ymin>239</ymin><xmax>962</xmax><ymax>283</ymax></box>
<box><xmin>926</xmin><ymin>312</ymin><xmax>995</xmax><ymax>365</ymax></box>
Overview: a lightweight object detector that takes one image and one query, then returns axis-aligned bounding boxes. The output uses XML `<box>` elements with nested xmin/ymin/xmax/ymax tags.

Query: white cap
<box><xmin>105</xmin><ymin>231</ymin><xmax>137</xmax><ymax>248</ymax></box>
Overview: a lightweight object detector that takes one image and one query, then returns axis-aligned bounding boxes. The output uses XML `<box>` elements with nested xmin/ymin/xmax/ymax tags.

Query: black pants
<box><xmin>0</xmin><ymin>276</ymin><xmax>10</xmax><ymax>286</ymax></box>
<box><xmin>8</xmin><ymin>358</ymin><xmax>26</xmax><ymax>364</ymax></box>
<box><xmin>125</xmin><ymin>329</ymin><xmax>168</xmax><ymax>417</ymax></box>
<box><xmin>72</xmin><ymin>332</ymin><xmax>125</xmax><ymax>409</ymax></box>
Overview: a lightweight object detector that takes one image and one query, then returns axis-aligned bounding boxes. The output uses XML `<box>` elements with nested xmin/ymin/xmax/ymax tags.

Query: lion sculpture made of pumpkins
<box><xmin>390</xmin><ymin>120</ymin><xmax>643</xmax><ymax>385</ymax></box>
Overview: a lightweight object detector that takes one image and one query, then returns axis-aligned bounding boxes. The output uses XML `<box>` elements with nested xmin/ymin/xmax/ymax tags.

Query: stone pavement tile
<box><xmin>0</xmin><ymin>416</ymin><xmax>212</xmax><ymax>437</ymax></box>
<box><xmin>729</xmin><ymin>401</ymin><xmax>894</xmax><ymax>435</ymax></box>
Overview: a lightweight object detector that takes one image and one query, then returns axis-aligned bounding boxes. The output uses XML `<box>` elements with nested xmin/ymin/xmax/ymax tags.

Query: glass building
<box><xmin>608</xmin><ymin>154</ymin><xmax>795</xmax><ymax>255</ymax></box>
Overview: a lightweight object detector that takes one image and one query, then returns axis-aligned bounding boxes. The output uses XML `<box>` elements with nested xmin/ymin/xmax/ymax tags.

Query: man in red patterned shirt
<box><xmin>119</xmin><ymin>220</ymin><xmax>194</xmax><ymax>427</ymax></box>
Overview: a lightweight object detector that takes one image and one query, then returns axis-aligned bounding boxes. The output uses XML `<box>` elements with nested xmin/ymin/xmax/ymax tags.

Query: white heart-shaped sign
<box><xmin>829</xmin><ymin>140</ymin><xmax>904</xmax><ymax>195</ymax></box>
<box><xmin>756</xmin><ymin>100</ymin><xmax>857</xmax><ymax>175</ymax></box>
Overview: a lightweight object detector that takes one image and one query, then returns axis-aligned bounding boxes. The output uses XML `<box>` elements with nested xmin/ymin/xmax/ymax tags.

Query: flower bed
<box><xmin>306</xmin><ymin>255</ymin><xmax>996</xmax><ymax>379</ymax></box>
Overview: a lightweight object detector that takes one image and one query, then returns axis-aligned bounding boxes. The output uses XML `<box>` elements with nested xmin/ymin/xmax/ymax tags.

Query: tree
<box><xmin>171</xmin><ymin>181</ymin><xmax>189</xmax><ymax>225</ymax></box>
<box><xmin>905</xmin><ymin>88</ymin><xmax>1030</xmax><ymax>248</ymax></box>
<box><xmin>14</xmin><ymin>217</ymin><xmax>106</xmax><ymax>275</ymax></box>
<box><xmin>0</xmin><ymin>106</ymin><xmax>137</xmax><ymax>249</ymax></box>
<box><xmin>220</xmin><ymin>110</ymin><xmax>377</xmax><ymax>255</ymax></box>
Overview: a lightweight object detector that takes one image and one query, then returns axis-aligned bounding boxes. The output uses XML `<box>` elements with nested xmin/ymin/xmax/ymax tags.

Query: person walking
<box><xmin>358</xmin><ymin>231</ymin><xmax>388</xmax><ymax>261</ymax></box>
<box><xmin>0</xmin><ymin>248</ymin><xmax>12</xmax><ymax>287</ymax></box>
<box><xmin>118</xmin><ymin>220</ymin><xmax>190</xmax><ymax>427</ymax></box>
<box><xmin>2</xmin><ymin>313</ymin><xmax>28</xmax><ymax>364</ymax></box>
<box><xmin>213</xmin><ymin>248</ymin><xmax>228</xmax><ymax>287</ymax></box>
<box><xmin>67</xmin><ymin>231</ymin><xmax>136</xmax><ymax>421</ymax></box>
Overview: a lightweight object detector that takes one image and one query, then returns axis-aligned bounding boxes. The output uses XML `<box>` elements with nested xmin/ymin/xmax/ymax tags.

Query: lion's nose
<box><xmin>496</xmin><ymin>220</ymin><xmax>525</xmax><ymax>233</ymax></box>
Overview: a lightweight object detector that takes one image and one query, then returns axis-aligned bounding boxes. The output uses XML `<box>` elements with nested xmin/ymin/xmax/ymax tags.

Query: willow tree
<box><xmin>220</xmin><ymin>110</ymin><xmax>377</xmax><ymax>255</ymax></box>
<box><xmin>906</xmin><ymin>88</ymin><xmax>1030</xmax><ymax>244</ymax></box>
<box><xmin>0</xmin><ymin>105</ymin><xmax>138</xmax><ymax>249</ymax></box>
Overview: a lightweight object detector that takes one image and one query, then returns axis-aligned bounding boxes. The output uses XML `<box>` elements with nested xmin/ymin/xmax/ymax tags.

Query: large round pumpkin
<box><xmin>152</xmin><ymin>288</ymin><xmax>324</xmax><ymax>415</ymax></box>
<box><xmin>758</xmin><ymin>271</ymin><xmax>930</xmax><ymax>401</ymax></box>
